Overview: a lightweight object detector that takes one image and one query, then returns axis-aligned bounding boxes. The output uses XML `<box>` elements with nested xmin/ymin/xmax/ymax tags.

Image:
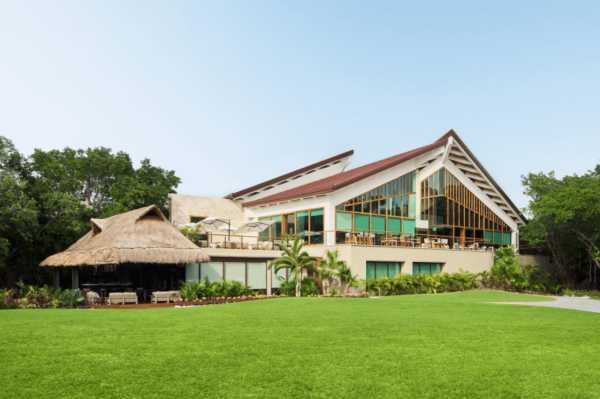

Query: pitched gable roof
<box><xmin>224</xmin><ymin>150</ymin><xmax>354</xmax><ymax>200</ymax></box>
<box><xmin>243</xmin><ymin>138</ymin><xmax>449</xmax><ymax>207</ymax></box>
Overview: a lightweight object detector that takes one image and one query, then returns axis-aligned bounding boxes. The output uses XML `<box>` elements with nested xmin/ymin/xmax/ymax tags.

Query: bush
<box><xmin>364</xmin><ymin>269</ymin><xmax>480</xmax><ymax>296</ymax></box>
<box><xmin>179</xmin><ymin>277</ymin><xmax>254</xmax><ymax>301</ymax></box>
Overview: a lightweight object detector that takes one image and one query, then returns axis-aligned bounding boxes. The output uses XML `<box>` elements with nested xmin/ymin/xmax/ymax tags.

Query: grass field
<box><xmin>2</xmin><ymin>290</ymin><xmax>599</xmax><ymax>399</ymax></box>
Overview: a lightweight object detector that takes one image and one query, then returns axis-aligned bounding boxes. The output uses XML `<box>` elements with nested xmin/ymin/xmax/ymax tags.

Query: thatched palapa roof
<box><xmin>40</xmin><ymin>205</ymin><xmax>210</xmax><ymax>267</ymax></box>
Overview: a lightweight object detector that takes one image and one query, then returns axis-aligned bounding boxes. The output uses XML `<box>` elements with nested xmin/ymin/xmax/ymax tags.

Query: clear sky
<box><xmin>1</xmin><ymin>1</ymin><xmax>599</xmax><ymax>209</ymax></box>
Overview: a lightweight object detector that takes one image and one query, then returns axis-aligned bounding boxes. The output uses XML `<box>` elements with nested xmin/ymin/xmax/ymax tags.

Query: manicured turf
<box><xmin>2</xmin><ymin>290</ymin><xmax>599</xmax><ymax>399</ymax></box>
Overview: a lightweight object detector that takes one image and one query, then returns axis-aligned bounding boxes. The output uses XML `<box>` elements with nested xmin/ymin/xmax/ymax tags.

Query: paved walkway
<box><xmin>489</xmin><ymin>296</ymin><xmax>600</xmax><ymax>314</ymax></box>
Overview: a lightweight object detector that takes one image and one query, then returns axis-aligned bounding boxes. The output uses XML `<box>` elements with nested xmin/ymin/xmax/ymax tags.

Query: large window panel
<box><xmin>309</xmin><ymin>209</ymin><xmax>324</xmax><ymax>244</ymax></box>
<box><xmin>225</xmin><ymin>262</ymin><xmax>245</xmax><ymax>284</ymax></box>
<box><xmin>247</xmin><ymin>262</ymin><xmax>267</xmax><ymax>289</ymax></box>
<box><xmin>435</xmin><ymin>197</ymin><xmax>447</xmax><ymax>225</ymax></box>
<box><xmin>336</xmin><ymin>212</ymin><xmax>352</xmax><ymax>231</ymax></box>
<box><xmin>201</xmin><ymin>262</ymin><xmax>223</xmax><ymax>282</ymax></box>
<box><xmin>297</xmin><ymin>211</ymin><xmax>309</xmax><ymax>242</ymax></box>
<box><xmin>409</xmin><ymin>194</ymin><xmax>416</xmax><ymax>218</ymax></box>
<box><xmin>367</xmin><ymin>262</ymin><xmax>375</xmax><ymax>279</ymax></box>
<box><xmin>388</xmin><ymin>217</ymin><xmax>402</xmax><ymax>233</ymax></box>
<box><xmin>375</xmin><ymin>263</ymin><xmax>388</xmax><ymax>279</ymax></box>
<box><xmin>272</xmin><ymin>267</ymin><xmax>286</xmax><ymax>288</ymax></box>
<box><xmin>354</xmin><ymin>214</ymin><xmax>370</xmax><ymax>232</ymax></box>
<box><xmin>389</xmin><ymin>263</ymin><xmax>401</xmax><ymax>277</ymax></box>
<box><xmin>403</xmin><ymin>219</ymin><xmax>416</xmax><ymax>236</ymax></box>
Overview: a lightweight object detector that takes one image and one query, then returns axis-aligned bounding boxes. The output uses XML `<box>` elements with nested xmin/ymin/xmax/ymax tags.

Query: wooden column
<box><xmin>72</xmin><ymin>267</ymin><xmax>79</xmax><ymax>290</ymax></box>
<box><xmin>54</xmin><ymin>267</ymin><xmax>60</xmax><ymax>290</ymax></box>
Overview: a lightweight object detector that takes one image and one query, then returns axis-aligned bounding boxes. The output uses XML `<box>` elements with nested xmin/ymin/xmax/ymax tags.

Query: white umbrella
<box><xmin>235</xmin><ymin>220</ymin><xmax>276</xmax><ymax>234</ymax></box>
<box><xmin>200</xmin><ymin>217</ymin><xmax>234</xmax><ymax>241</ymax></box>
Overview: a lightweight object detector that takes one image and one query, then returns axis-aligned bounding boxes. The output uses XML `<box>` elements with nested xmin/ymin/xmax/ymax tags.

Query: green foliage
<box><xmin>364</xmin><ymin>270</ymin><xmax>481</xmax><ymax>296</ymax></box>
<box><xmin>0</xmin><ymin>134</ymin><xmax>181</xmax><ymax>287</ymax></box>
<box><xmin>317</xmin><ymin>249</ymin><xmax>346</xmax><ymax>294</ymax></box>
<box><xmin>269</xmin><ymin>237</ymin><xmax>318</xmax><ymax>297</ymax></box>
<box><xmin>300</xmin><ymin>277</ymin><xmax>320</xmax><ymax>296</ymax></box>
<box><xmin>485</xmin><ymin>246</ymin><xmax>560</xmax><ymax>294</ymax></box>
<box><xmin>179</xmin><ymin>277</ymin><xmax>253</xmax><ymax>301</ymax></box>
<box><xmin>522</xmin><ymin>166</ymin><xmax>600</xmax><ymax>288</ymax></box>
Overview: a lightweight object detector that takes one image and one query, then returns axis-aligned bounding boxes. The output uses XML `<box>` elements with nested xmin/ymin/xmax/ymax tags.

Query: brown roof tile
<box><xmin>243</xmin><ymin>138</ymin><xmax>448</xmax><ymax>207</ymax></box>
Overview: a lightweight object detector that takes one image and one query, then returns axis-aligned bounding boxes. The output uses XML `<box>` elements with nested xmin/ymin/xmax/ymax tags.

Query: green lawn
<box><xmin>2</xmin><ymin>290</ymin><xmax>599</xmax><ymax>399</ymax></box>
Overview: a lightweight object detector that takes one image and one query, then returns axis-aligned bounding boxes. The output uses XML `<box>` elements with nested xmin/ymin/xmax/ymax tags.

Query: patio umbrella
<box><xmin>200</xmin><ymin>217</ymin><xmax>234</xmax><ymax>241</ymax></box>
<box><xmin>234</xmin><ymin>220</ymin><xmax>276</xmax><ymax>234</ymax></box>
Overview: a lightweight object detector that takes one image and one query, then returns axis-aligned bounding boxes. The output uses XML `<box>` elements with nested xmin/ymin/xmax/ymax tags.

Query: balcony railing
<box><xmin>189</xmin><ymin>230</ymin><xmax>520</xmax><ymax>252</ymax></box>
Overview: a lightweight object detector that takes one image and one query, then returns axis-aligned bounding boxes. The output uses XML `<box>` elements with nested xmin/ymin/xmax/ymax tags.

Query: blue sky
<box><xmin>1</xmin><ymin>1</ymin><xmax>599</xmax><ymax>209</ymax></box>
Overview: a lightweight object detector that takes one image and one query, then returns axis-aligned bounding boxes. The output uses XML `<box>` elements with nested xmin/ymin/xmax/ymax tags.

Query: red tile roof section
<box><xmin>243</xmin><ymin>138</ymin><xmax>449</xmax><ymax>207</ymax></box>
<box><xmin>224</xmin><ymin>150</ymin><xmax>354</xmax><ymax>199</ymax></box>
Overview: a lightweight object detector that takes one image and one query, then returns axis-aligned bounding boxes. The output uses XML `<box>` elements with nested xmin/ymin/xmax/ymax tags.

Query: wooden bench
<box><xmin>107</xmin><ymin>292</ymin><xmax>138</xmax><ymax>305</ymax></box>
<box><xmin>150</xmin><ymin>291</ymin><xmax>181</xmax><ymax>303</ymax></box>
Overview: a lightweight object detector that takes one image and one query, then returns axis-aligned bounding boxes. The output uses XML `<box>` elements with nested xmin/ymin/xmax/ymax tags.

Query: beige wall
<box><xmin>307</xmin><ymin>245</ymin><xmax>496</xmax><ymax>279</ymax></box>
<box><xmin>169</xmin><ymin>194</ymin><xmax>253</xmax><ymax>242</ymax></box>
<box><xmin>519</xmin><ymin>254</ymin><xmax>554</xmax><ymax>273</ymax></box>
<box><xmin>169</xmin><ymin>194</ymin><xmax>244</xmax><ymax>225</ymax></box>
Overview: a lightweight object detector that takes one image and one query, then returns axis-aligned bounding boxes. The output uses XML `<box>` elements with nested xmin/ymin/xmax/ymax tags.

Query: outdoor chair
<box><xmin>421</xmin><ymin>238</ymin><xmax>430</xmax><ymax>249</ymax></box>
<box><xmin>441</xmin><ymin>239</ymin><xmax>449</xmax><ymax>249</ymax></box>
<box><xmin>107</xmin><ymin>292</ymin><xmax>138</xmax><ymax>305</ymax></box>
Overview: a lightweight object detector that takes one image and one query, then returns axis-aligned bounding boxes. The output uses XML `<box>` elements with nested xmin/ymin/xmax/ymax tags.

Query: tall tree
<box><xmin>522</xmin><ymin>166</ymin><xmax>600</xmax><ymax>288</ymax></box>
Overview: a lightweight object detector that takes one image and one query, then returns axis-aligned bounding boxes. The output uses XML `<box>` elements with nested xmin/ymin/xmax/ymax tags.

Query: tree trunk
<box><xmin>296</xmin><ymin>276</ymin><xmax>301</xmax><ymax>297</ymax></box>
<box><xmin>342</xmin><ymin>283</ymin><xmax>346</xmax><ymax>297</ymax></box>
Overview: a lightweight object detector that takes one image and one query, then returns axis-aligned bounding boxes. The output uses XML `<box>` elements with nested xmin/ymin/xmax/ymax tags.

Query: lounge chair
<box><xmin>107</xmin><ymin>292</ymin><xmax>138</xmax><ymax>305</ymax></box>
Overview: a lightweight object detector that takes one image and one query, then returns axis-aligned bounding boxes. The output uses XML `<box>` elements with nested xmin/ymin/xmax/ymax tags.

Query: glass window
<box><xmin>429</xmin><ymin>175</ymin><xmax>434</xmax><ymax>196</ymax></box>
<box><xmin>409</xmin><ymin>194</ymin><xmax>416</xmax><ymax>218</ymax></box>
<box><xmin>366</xmin><ymin>262</ymin><xmax>375</xmax><ymax>279</ymax></box>
<box><xmin>271</xmin><ymin>215</ymin><xmax>282</xmax><ymax>238</ymax></box>
<box><xmin>259</xmin><ymin>217</ymin><xmax>270</xmax><ymax>241</ymax></box>
<box><xmin>439</xmin><ymin>169</ymin><xmax>445</xmax><ymax>195</ymax></box>
<box><xmin>297</xmin><ymin>211</ymin><xmax>309</xmax><ymax>242</ymax></box>
<box><xmin>354</xmin><ymin>204</ymin><xmax>361</xmax><ymax>212</ymax></box>
<box><xmin>379</xmin><ymin>200</ymin><xmax>386</xmax><ymax>215</ymax></box>
<box><xmin>388</xmin><ymin>217</ymin><xmax>402</xmax><ymax>233</ymax></box>
<box><xmin>354</xmin><ymin>214</ymin><xmax>370</xmax><ymax>232</ymax></box>
<box><xmin>372</xmin><ymin>201</ymin><xmax>378</xmax><ymax>214</ymax></box>
<box><xmin>247</xmin><ymin>262</ymin><xmax>267</xmax><ymax>289</ymax></box>
<box><xmin>362</xmin><ymin>202</ymin><xmax>371</xmax><ymax>213</ymax></box>
<box><xmin>413</xmin><ymin>262</ymin><xmax>443</xmax><ymax>275</ymax></box>
<box><xmin>376</xmin><ymin>263</ymin><xmax>387</xmax><ymax>279</ymax></box>
<box><xmin>225</xmin><ymin>262</ymin><xmax>245</xmax><ymax>284</ymax></box>
<box><xmin>272</xmin><ymin>267</ymin><xmax>286</xmax><ymax>289</ymax></box>
<box><xmin>389</xmin><ymin>263</ymin><xmax>401</xmax><ymax>277</ymax></box>
<box><xmin>403</xmin><ymin>195</ymin><xmax>409</xmax><ymax>217</ymax></box>
<box><xmin>435</xmin><ymin>197</ymin><xmax>447</xmax><ymax>225</ymax></box>
<box><xmin>388</xmin><ymin>198</ymin><xmax>394</xmax><ymax>216</ymax></box>
<box><xmin>201</xmin><ymin>262</ymin><xmax>223</xmax><ymax>282</ymax></box>
<box><xmin>394</xmin><ymin>197</ymin><xmax>402</xmax><ymax>217</ymax></box>
<box><xmin>309</xmin><ymin>209</ymin><xmax>324</xmax><ymax>244</ymax></box>
<box><xmin>336</xmin><ymin>212</ymin><xmax>352</xmax><ymax>231</ymax></box>
<box><xmin>433</xmin><ymin>172</ymin><xmax>438</xmax><ymax>196</ymax></box>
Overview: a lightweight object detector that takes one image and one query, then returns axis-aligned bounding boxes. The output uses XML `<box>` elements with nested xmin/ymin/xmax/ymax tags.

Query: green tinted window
<box><xmin>388</xmin><ymin>217</ymin><xmax>402</xmax><ymax>233</ymax></box>
<box><xmin>354</xmin><ymin>214</ymin><xmax>370</xmax><ymax>231</ymax></box>
<box><xmin>494</xmin><ymin>231</ymin><xmax>503</xmax><ymax>244</ymax></box>
<box><xmin>372</xmin><ymin>216</ymin><xmax>386</xmax><ymax>233</ymax></box>
<box><xmin>403</xmin><ymin>219</ymin><xmax>416</xmax><ymax>235</ymax></box>
<box><xmin>375</xmin><ymin>263</ymin><xmax>388</xmax><ymax>279</ymax></box>
<box><xmin>336</xmin><ymin>212</ymin><xmax>352</xmax><ymax>230</ymax></box>
<box><xmin>409</xmin><ymin>194</ymin><xmax>416</xmax><ymax>218</ymax></box>
<box><xmin>503</xmin><ymin>232</ymin><xmax>511</xmax><ymax>245</ymax></box>
<box><xmin>366</xmin><ymin>262</ymin><xmax>375</xmax><ymax>279</ymax></box>
<box><xmin>389</xmin><ymin>263</ymin><xmax>400</xmax><ymax>277</ymax></box>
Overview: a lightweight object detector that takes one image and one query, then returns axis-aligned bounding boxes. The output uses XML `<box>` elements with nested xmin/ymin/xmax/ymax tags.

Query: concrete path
<box><xmin>489</xmin><ymin>296</ymin><xmax>600</xmax><ymax>314</ymax></box>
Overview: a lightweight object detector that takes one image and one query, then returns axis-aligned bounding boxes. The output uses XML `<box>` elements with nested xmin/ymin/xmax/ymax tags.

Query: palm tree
<box><xmin>268</xmin><ymin>236</ymin><xmax>319</xmax><ymax>297</ymax></box>
<box><xmin>337</xmin><ymin>263</ymin><xmax>359</xmax><ymax>297</ymax></box>
<box><xmin>318</xmin><ymin>250</ymin><xmax>346</xmax><ymax>294</ymax></box>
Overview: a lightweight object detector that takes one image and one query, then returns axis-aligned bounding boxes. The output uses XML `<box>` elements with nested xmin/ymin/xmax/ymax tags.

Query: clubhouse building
<box><xmin>171</xmin><ymin>130</ymin><xmax>549</xmax><ymax>293</ymax></box>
